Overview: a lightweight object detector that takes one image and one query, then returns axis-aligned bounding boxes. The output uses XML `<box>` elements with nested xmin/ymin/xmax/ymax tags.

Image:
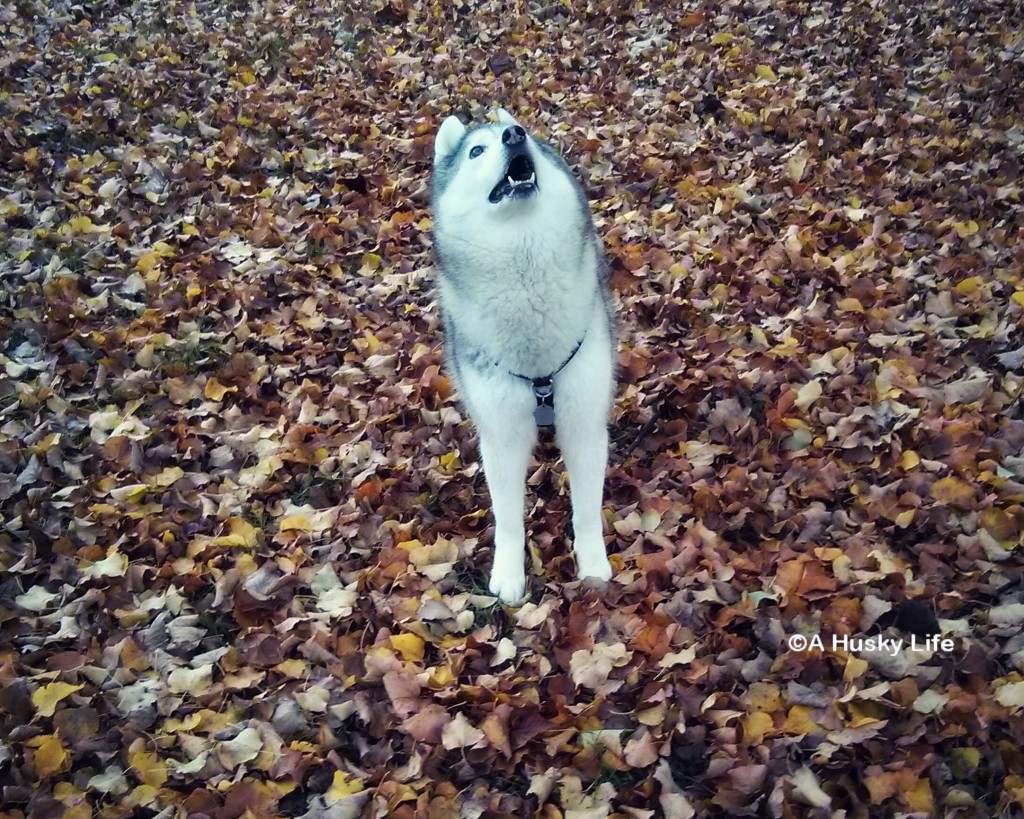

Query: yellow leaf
<box><xmin>34</xmin><ymin>733</ymin><xmax>68</xmax><ymax>778</ymax></box>
<box><xmin>97</xmin><ymin>52</ymin><xmax>118</xmax><ymax>63</ymax></box>
<box><xmin>289</xmin><ymin>740</ymin><xmax>319</xmax><ymax>753</ymax></box>
<box><xmin>53</xmin><ymin>783</ymin><xmax>90</xmax><ymax>818</ymax></box>
<box><xmin>274</xmin><ymin>659</ymin><xmax>308</xmax><ymax>678</ymax></box>
<box><xmin>32</xmin><ymin>682</ymin><xmax>83</xmax><ymax>717</ymax></box>
<box><xmin>794</xmin><ymin>380</ymin><xmax>822</xmax><ymax>411</ymax></box>
<box><xmin>951</xmin><ymin>747</ymin><xmax>980</xmax><ymax>774</ymax></box>
<box><xmin>279</xmin><ymin>512</ymin><xmax>313</xmax><ymax>532</ymax></box>
<box><xmin>149</xmin><ymin>467</ymin><xmax>182</xmax><ymax>489</ymax></box>
<box><xmin>744</xmin><ymin>711</ymin><xmax>773</xmax><ymax>744</ymax></box>
<box><xmin>127</xmin><ymin>784</ymin><xmax>159</xmax><ymax>806</ymax></box>
<box><xmin>746</xmin><ymin>682</ymin><xmax>782</xmax><ymax>712</ymax></box>
<box><xmin>931</xmin><ymin>476</ymin><xmax>974</xmax><ymax>508</ymax></box>
<box><xmin>781</xmin><ymin>705</ymin><xmax>819</xmax><ymax>736</ymax></box>
<box><xmin>438</xmin><ymin>450</ymin><xmax>461</xmax><ymax>474</ymax></box>
<box><xmin>216</xmin><ymin>516</ymin><xmax>259</xmax><ymax>548</ymax></box>
<box><xmin>130</xmin><ymin>746</ymin><xmax>168</xmax><ymax>788</ymax></box>
<box><xmin>163</xmin><ymin>713</ymin><xmax>202</xmax><ymax>732</ymax></box>
<box><xmin>836</xmin><ymin>298</ymin><xmax>864</xmax><ymax>313</ymax></box>
<box><xmin>900</xmin><ymin>450</ymin><xmax>920</xmax><ymax>470</ymax></box>
<box><xmin>954</xmin><ymin>276</ymin><xmax>983</xmax><ymax>295</ymax></box>
<box><xmin>1013</xmin><ymin>291</ymin><xmax>1024</xmax><ymax>308</ymax></box>
<box><xmin>110</xmin><ymin>483</ymin><xmax>148</xmax><ymax>503</ymax></box>
<box><xmin>905</xmin><ymin>778</ymin><xmax>934</xmax><ymax>813</ymax></box>
<box><xmin>710</xmin><ymin>32</ymin><xmax>732</xmax><ymax>45</ymax></box>
<box><xmin>239</xmin><ymin>69</ymin><xmax>257</xmax><ymax>85</ymax></box>
<box><xmin>894</xmin><ymin>508</ymin><xmax>915</xmax><ymax>527</ymax></box>
<box><xmin>360</xmin><ymin>252</ymin><xmax>382</xmax><ymax>272</ymax></box>
<box><xmin>953</xmin><ymin>220</ymin><xmax>979</xmax><ymax>238</ymax></box>
<box><xmin>427</xmin><ymin>663</ymin><xmax>458</xmax><ymax>687</ymax></box>
<box><xmin>69</xmin><ymin>215</ymin><xmax>95</xmax><ymax>233</ymax></box>
<box><xmin>843</xmin><ymin>655</ymin><xmax>869</xmax><ymax>683</ymax></box>
<box><xmin>980</xmin><ymin>508</ymin><xmax>1019</xmax><ymax>541</ymax></box>
<box><xmin>326</xmin><ymin>771</ymin><xmax>365</xmax><ymax>803</ymax></box>
<box><xmin>363</xmin><ymin>331</ymin><xmax>380</xmax><ymax>355</ymax></box>
<box><xmin>204</xmin><ymin>378</ymin><xmax>236</xmax><ymax>401</ymax></box>
<box><xmin>136</xmin><ymin>252</ymin><xmax>161</xmax><ymax>274</ymax></box>
<box><xmin>755</xmin><ymin>64</ymin><xmax>777</xmax><ymax>81</ymax></box>
<box><xmin>847</xmin><ymin>700</ymin><xmax>887</xmax><ymax>727</ymax></box>
<box><xmin>389</xmin><ymin>633</ymin><xmax>425</xmax><ymax>663</ymax></box>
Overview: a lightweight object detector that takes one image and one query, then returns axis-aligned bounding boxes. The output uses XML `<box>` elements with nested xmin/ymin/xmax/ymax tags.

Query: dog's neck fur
<box><xmin>436</xmin><ymin>211</ymin><xmax>599</xmax><ymax>377</ymax></box>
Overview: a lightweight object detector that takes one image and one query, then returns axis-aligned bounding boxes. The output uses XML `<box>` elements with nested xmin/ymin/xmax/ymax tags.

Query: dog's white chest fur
<box><xmin>437</xmin><ymin>219</ymin><xmax>598</xmax><ymax>375</ymax></box>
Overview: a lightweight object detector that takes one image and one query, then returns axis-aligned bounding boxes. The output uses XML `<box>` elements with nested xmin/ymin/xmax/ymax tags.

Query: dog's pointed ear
<box><xmin>434</xmin><ymin>116</ymin><xmax>466</xmax><ymax>163</ymax></box>
<box><xmin>495</xmin><ymin>108</ymin><xmax>517</xmax><ymax>125</ymax></box>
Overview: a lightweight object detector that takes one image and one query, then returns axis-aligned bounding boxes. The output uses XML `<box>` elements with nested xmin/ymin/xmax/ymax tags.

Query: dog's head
<box><xmin>431</xmin><ymin>109</ymin><xmax>579</xmax><ymax>224</ymax></box>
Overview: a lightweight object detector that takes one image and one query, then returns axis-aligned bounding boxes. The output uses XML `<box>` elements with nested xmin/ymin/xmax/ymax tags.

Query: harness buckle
<box><xmin>532</xmin><ymin>378</ymin><xmax>556</xmax><ymax>427</ymax></box>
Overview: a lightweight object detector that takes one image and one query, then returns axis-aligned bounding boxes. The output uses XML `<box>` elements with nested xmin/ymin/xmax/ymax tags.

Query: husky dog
<box><xmin>431</xmin><ymin>109</ymin><xmax>615</xmax><ymax>602</ymax></box>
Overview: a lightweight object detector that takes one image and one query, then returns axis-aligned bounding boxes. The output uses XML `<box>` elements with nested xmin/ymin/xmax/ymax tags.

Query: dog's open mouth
<box><xmin>488</xmin><ymin>154</ymin><xmax>537</xmax><ymax>203</ymax></box>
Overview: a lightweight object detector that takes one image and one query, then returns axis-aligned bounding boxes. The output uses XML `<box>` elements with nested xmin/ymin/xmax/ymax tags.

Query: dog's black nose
<box><xmin>502</xmin><ymin>125</ymin><xmax>526</xmax><ymax>146</ymax></box>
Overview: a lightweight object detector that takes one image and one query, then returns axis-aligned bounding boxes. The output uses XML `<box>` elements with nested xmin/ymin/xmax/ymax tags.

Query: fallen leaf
<box><xmin>129</xmin><ymin>744</ymin><xmax>168</xmax><ymax>788</ymax></box>
<box><xmin>931</xmin><ymin>476</ymin><xmax>975</xmax><ymax>508</ymax></box>
<box><xmin>326</xmin><ymin>771</ymin><xmax>365</xmax><ymax>803</ymax></box>
<box><xmin>32</xmin><ymin>734</ymin><xmax>68</xmax><ymax>778</ymax></box>
<box><xmin>32</xmin><ymin>682</ymin><xmax>83</xmax><ymax>718</ymax></box>
<box><xmin>570</xmin><ymin>642</ymin><xmax>632</xmax><ymax>693</ymax></box>
<box><xmin>441</xmin><ymin>712</ymin><xmax>485</xmax><ymax>750</ymax></box>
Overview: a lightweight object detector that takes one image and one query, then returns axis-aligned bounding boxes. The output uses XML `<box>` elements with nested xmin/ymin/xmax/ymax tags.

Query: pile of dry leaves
<box><xmin>1</xmin><ymin>0</ymin><xmax>1023</xmax><ymax>816</ymax></box>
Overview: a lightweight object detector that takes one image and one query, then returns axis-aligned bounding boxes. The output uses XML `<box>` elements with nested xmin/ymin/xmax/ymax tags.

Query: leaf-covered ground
<box><xmin>2</xmin><ymin>0</ymin><xmax>1024</xmax><ymax>816</ymax></box>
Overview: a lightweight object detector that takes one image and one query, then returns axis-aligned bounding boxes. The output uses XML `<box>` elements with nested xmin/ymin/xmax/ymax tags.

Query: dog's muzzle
<box><xmin>489</xmin><ymin>128</ymin><xmax>537</xmax><ymax>203</ymax></box>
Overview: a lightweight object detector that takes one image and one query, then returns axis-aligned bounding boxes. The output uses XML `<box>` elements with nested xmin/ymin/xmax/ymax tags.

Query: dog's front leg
<box><xmin>554</xmin><ymin>337</ymin><xmax>614</xmax><ymax>585</ymax></box>
<box><xmin>476</xmin><ymin>414</ymin><xmax>535</xmax><ymax>602</ymax></box>
<box><xmin>557</xmin><ymin>413</ymin><xmax>613</xmax><ymax>584</ymax></box>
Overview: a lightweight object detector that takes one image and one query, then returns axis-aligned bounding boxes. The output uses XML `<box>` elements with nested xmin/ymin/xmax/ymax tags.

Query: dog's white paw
<box><xmin>489</xmin><ymin>569</ymin><xmax>527</xmax><ymax>603</ymax></box>
<box><xmin>575</xmin><ymin>551</ymin><xmax>612</xmax><ymax>583</ymax></box>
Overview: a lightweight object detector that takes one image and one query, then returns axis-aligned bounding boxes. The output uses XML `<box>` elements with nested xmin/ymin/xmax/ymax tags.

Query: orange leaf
<box><xmin>355</xmin><ymin>478</ymin><xmax>383</xmax><ymax>504</ymax></box>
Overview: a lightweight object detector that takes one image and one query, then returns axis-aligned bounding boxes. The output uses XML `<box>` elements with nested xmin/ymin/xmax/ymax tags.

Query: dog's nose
<box><xmin>502</xmin><ymin>125</ymin><xmax>526</xmax><ymax>146</ymax></box>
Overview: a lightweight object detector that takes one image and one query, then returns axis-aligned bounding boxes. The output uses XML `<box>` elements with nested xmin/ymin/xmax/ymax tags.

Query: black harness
<box><xmin>507</xmin><ymin>335</ymin><xmax>586</xmax><ymax>427</ymax></box>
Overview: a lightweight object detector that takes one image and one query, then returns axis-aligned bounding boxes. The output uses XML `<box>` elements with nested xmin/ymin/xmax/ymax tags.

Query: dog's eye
<box><xmin>469</xmin><ymin>146</ymin><xmax>485</xmax><ymax>159</ymax></box>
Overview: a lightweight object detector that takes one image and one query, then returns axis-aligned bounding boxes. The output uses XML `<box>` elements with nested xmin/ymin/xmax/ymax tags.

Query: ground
<box><xmin>1</xmin><ymin>0</ymin><xmax>1024</xmax><ymax>817</ymax></box>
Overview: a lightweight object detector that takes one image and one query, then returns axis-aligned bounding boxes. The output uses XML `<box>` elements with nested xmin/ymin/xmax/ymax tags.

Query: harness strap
<box><xmin>508</xmin><ymin>334</ymin><xmax>586</xmax><ymax>427</ymax></box>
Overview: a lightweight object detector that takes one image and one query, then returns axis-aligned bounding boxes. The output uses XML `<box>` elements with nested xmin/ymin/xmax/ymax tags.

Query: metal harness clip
<box><xmin>532</xmin><ymin>378</ymin><xmax>555</xmax><ymax>427</ymax></box>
